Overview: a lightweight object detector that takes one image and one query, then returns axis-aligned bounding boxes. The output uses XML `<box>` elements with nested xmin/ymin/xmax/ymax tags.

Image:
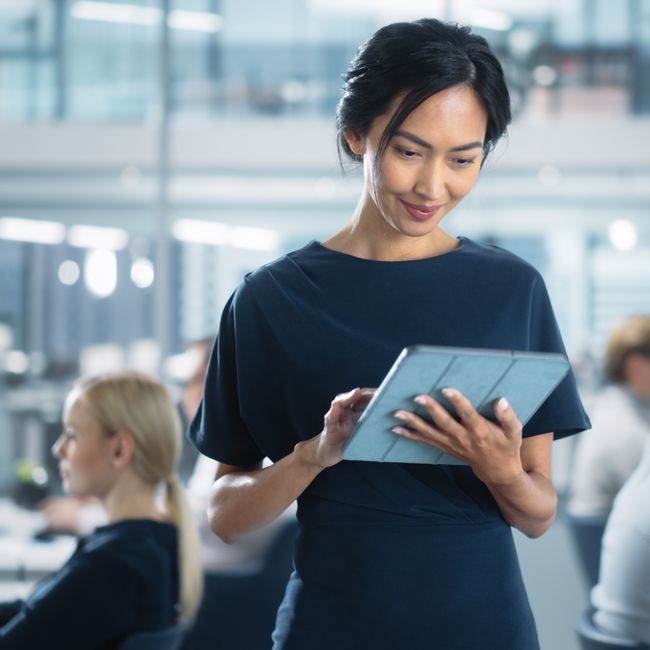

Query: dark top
<box><xmin>190</xmin><ymin>237</ymin><xmax>590</xmax><ymax>650</ymax></box>
<box><xmin>0</xmin><ymin>519</ymin><xmax>179</xmax><ymax>650</ymax></box>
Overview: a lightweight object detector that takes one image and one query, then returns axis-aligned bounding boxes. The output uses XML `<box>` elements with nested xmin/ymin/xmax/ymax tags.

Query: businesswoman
<box><xmin>190</xmin><ymin>18</ymin><xmax>590</xmax><ymax>649</ymax></box>
<box><xmin>0</xmin><ymin>372</ymin><xmax>202</xmax><ymax>649</ymax></box>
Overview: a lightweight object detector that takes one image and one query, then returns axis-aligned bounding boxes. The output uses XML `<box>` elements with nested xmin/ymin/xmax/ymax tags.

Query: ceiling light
<box><xmin>172</xmin><ymin>219</ymin><xmax>279</xmax><ymax>251</ymax></box>
<box><xmin>84</xmin><ymin>249</ymin><xmax>118</xmax><ymax>298</ymax></box>
<box><xmin>0</xmin><ymin>217</ymin><xmax>65</xmax><ymax>244</ymax></box>
<box><xmin>70</xmin><ymin>2</ymin><xmax>223</xmax><ymax>33</ymax></box>
<box><xmin>130</xmin><ymin>258</ymin><xmax>155</xmax><ymax>288</ymax></box>
<box><xmin>58</xmin><ymin>260</ymin><xmax>81</xmax><ymax>286</ymax></box>
<box><xmin>608</xmin><ymin>220</ymin><xmax>637</xmax><ymax>252</ymax></box>
<box><xmin>68</xmin><ymin>224</ymin><xmax>129</xmax><ymax>250</ymax></box>
<box><xmin>468</xmin><ymin>9</ymin><xmax>513</xmax><ymax>32</ymax></box>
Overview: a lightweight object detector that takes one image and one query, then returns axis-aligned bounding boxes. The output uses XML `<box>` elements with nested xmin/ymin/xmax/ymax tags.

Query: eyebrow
<box><xmin>394</xmin><ymin>130</ymin><xmax>484</xmax><ymax>153</ymax></box>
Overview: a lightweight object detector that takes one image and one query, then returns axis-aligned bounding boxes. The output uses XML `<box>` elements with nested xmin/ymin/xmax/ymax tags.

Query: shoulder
<box><xmin>82</xmin><ymin>520</ymin><xmax>177</xmax><ymax>577</ymax></box>
<box><xmin>460</xmin><ymin>237</ymin><xmax>543</xmax><ymax>282</ymax></box>
<box><xmin>230</xmin><ymin>242</ymin><xmax>317</xmax><ymax>309</ymax></box>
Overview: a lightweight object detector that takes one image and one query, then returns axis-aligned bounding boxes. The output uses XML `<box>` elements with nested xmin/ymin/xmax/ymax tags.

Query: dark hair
<box><xmin>336</xmin><ymin>18</ymin><xmax>511</xmax><ymax>168</ymax></box>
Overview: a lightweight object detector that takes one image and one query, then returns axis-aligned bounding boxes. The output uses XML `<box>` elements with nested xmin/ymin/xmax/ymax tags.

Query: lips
<box><xmin>401</xmin><ymin>200</ymin><xmax>441</xmax><ymax>222</ymax></box>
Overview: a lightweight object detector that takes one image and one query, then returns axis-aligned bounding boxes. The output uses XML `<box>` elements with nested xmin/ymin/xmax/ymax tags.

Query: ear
<box><xmin>110</xmin><ymin>429</ymin><xmax>136</xmax><ymax>470</ymax></box>
<box><xmin>343</xmin><ymin>128</ymin><xmax>366</xmax><ymax>156</ymax></box>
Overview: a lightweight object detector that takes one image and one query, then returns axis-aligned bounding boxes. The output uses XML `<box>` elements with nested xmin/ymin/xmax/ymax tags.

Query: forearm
<box><xmin>209</xmin><ymin>438</ymin><xmax>323</xmax><ymax>543</ymax></box>
<box><xmin>485</xmin><ymin>469</ymin><xmax>557</xmax><ymax>538</ymax></box>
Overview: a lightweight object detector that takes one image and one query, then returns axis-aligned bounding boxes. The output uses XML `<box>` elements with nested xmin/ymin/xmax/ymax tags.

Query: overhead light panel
<box><xmin>168</xmin><ymin>9</ymin><xmax>223</xmax><ymax>33</ymax></box>
<box><xmin>70</xmin><ymin>2</ymin><xmax>223</xmax><ymax>33</ymax></box>
<box><xmin>68</xmin><ymin>224</ymin><xmax>129</xmax><ymax>250</ymax></box>
<box><xmin>173</xmin><ymin>219</ymin><xmax>279</xmax><ymax>251</ymax></box>
<box><xmin>467</xmin><ymin>9</ymin><xmax>513</xmax><ymax>32</ymax></box>
<box><xmin>609</xmin><ymin>219</ymin><xmax>637</xmax><ymax>252</ymax></box>
<box><xmin>84</xmin><ymin>249</ymin><xmax>118</xmax><ymax>298</ymax></box>
<box><xmin>0</xmin><ymin>217</ymin><xmax>65</xmax><ymax>245</ymax></box>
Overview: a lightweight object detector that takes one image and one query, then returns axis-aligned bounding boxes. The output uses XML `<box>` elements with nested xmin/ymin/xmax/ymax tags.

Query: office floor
<box><xmin>514</xmin><ymin>499</ymin><xmax>589</xmax><ymax>650</ymax></box>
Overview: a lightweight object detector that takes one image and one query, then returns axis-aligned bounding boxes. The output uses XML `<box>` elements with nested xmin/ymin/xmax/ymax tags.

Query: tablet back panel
<box><xmin>342</xmin><ymin>345</ymin><xmax>569</xmax><ymax>464</ymax></box>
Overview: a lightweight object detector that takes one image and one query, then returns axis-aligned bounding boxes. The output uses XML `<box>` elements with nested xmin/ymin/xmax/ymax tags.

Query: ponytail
<box><xmin>73</xmin><ymin>371</ymin><xmax>204</xmax><ymax>623</ymax></box>
<box><xmin>166</xmin><ymin>473</ymin><xmax>203</xmax><ymax>622</ymax></box>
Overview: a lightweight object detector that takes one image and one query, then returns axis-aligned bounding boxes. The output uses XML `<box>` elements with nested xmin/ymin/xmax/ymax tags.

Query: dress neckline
<box><xmin>307</xmin><ymin>236</ymin><xmax>468</xmax><ymax>265</ymax></box>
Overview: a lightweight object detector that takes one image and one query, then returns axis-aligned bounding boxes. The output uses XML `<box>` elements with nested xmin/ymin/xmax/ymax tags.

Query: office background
<box><xmin>1</xmin><ymin>2</ymin><xmax>649</xmax><ymax>648</ymax></box>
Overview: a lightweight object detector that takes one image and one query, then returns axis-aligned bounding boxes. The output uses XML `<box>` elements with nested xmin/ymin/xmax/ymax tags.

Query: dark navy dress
<box><xmin>190</xmin><ymin>237</ymin><xmax>590</xmax><ymax>650</ymax></box>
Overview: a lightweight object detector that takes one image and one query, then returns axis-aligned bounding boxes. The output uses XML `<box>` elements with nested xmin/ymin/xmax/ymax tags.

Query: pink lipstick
<box><xmin>401</xmin><ymin>200</ymin><xmax>441</xmax><ymax>222</ymax></box>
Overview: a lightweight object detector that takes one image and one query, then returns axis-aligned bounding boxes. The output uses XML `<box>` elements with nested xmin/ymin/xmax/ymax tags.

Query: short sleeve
<box><xmin>188</xmin><ymin>290</ymin><xmax>265</xmax><ymax>467</ymax></box>
<box><xmin>522</xmin><ymin>274</ymin><xmax>591</xmax><ymax>440</ymax></box>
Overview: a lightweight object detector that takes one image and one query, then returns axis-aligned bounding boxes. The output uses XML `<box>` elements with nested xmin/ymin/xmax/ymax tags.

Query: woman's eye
<box><xmin>453</xmin><ymin>157</ymin><xmax>476</xmax><ymax>167</ymax></box>
<box><xmin>395</xmin><ymin>147</ymin><xmax>419</xmax><ymax>159</ymax></box>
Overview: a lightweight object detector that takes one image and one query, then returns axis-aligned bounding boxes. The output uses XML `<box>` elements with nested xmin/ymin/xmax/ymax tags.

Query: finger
<box><xmin>412</xmin><ymin>394</ymin><xmax>464</xmax><ymax>435</ymax></box>
<box><xmin>393</xmin><ymin>408</ymin><xmax>449</xmax><ymax>440</ymax></box>
<box><xmin>391</xmin><ymin>423</ymin><xmax>455</xmax><ymax>454</ymax></box>
<box><xmin>350</xmin><ymin>388</ymin><xmax>376</xmax><ymax>411</ymax></box>
<box><xmin>333</xmin><ymin>387</ymin><xmax>366</xmax><ymax>406</ymax></box>
<box><xmin>492</xmin><ymin>397</ymin><xmax>522</xmax><ymax>437</ymax></box>
<box><xmin>439</xmin><ymin>388</ymin><xmax>482</xmax><ymax>426</ymax></box>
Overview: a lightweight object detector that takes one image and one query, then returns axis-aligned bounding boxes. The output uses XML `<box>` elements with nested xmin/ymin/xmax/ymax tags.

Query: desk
<box><xmin>0</xmin><ymin>498</ymin><xmax>76</xmax><ymax>593</ymax></box>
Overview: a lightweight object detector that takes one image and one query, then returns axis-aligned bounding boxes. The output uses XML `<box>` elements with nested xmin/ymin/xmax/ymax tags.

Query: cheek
<box><xmin>375</xmin><ymin>163</ymin><xmax>412</xmax><ymax>197</ymax></box>
<box><xmin>449</xmin><ymin>170</ymin><xmax>480</xmax><ymax>199</ymax></box>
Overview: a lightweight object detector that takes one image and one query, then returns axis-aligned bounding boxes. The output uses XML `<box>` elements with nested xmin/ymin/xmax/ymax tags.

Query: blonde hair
<box><xmin>73</xmin><ymin>371</ymin><xmax>203</xmax><ymax>621</ymax></box>
<box><xmin>604</xmin><ymin>316</ymin><xmax>650</xmax><ymax>383</ymax></box>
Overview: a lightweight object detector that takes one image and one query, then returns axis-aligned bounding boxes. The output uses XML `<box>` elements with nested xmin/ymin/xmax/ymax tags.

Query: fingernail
<box><xmin>391</xmin><ymin>427</ymin><xmax>403</xmax><ymax>435</ymax></box>
<box><xmin>394</xmin><ymin>410</ymin><xmax>407</xmax><ymax>419</ymax></box>
<box><xmin>414</xmin><ymin>396</ymin><xmax>428</xmax><ymax>405</ymax></box>
<box><xmin>441</xmin><ymin>388</ymin><xmax>458</xmax><ymax>399</ymax></box>
<box><xmin>497</xmin><ymin>397</ymin><xmax>509</xmax><ymax>412</ymax></box>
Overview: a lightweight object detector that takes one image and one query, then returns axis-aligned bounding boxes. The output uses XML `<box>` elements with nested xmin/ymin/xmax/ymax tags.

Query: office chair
<box><xmin>565</xmin><ymin>512</ymin><xmax>608</xmax><ymax>587</ymax></box>
<box><xmin>119</xmin><ymin>625</ymin><xmax>184</xmax><ymax>650</ymax></box>
<box><xmin>576</xmin><ymin>607</ymin><xmax>650</xmax><ymax>650</ymax></box>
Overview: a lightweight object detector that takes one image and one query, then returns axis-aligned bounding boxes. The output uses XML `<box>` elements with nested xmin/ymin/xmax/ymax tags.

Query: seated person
<box><xmin>181</xmin><ymin>337</ymin><xmax>296</xmax><ymax>573</ymax></box>
<box><xmin>0</xmin><ymin>371</ymin><xmax>202</xmax><ymax>649</ymax></box>
<box><xmin>569</xmin><ymin>316</ymin><xmax>650</xmax><ymax>517</ymax></box>
<box><xmin>179</xmin><ymin>339</ymin><xmax>297</xmax><ymax>650</ymax></box>
<box><xmin>590</xmin><ymin>434</ymin><xmax>650</xmax><ymax>646</ymax></box>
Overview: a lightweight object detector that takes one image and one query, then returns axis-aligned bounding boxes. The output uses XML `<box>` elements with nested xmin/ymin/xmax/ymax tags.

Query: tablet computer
<box><xmin>341</xmin><ymin>345</ymin><xmax>570</xmax><ymax>465</ymax></box>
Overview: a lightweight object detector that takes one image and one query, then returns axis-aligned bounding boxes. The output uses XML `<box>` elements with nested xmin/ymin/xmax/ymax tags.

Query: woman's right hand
<box><xmin>299</xmin><ymin>388</ymin><xmax>375</xmax><ymax>469</ymax></box>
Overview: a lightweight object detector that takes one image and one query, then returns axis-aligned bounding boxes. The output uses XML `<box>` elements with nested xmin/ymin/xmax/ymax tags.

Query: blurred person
<box><xmin>569</xmin><ymin>315</ymin><xmax>650</xmax><ymax>518</ymax></box>
<box><xmin>182</xmin><ymin>337</ymin><xmax>296</xmax><ymax>572</ymax></box>
<box><xmin>0</xmin><ymin>372</ymin><xmax>202</xmax><ymax>648</ymax></box>
<box><xmin>180</xmin><ymin>338</ymin><xmax>297</xmax><ymax>650</ymax></box>
<box><xmin>590</xmin><ymin>433</ymin><xmax>650</xmax><ymax>646</ymax></box>
<box><xmin>39</xmin><ymin>338</ymin><xmax>294</xmax><ymax>568</ymax></box>
<box><xmin>190</xmin><ymin>18</ymin><xmax>589</xmax><ymax>650</ymax></box>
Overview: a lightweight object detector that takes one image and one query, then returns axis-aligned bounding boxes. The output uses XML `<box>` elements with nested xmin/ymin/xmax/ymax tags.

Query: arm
<box><xmin>0</xmin><ymin>553</ymin><xmax>138</xmax><ymax>649</ymax></box>
<box><xmin>209</xmin><ymin>388</ymin><xmax>374</xmax><ymax>543</ymax></box>
<box><xmin>392</xmin><ymin>389</ymin><xmax>557</xmax><ymax>538</ymax></box>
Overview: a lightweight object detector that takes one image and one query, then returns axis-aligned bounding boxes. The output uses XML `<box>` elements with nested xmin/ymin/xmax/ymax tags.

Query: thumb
<box><xmin>493</xmin><ymin>398</ymin><xmax>522</xmax><ymax>437</ymax></box>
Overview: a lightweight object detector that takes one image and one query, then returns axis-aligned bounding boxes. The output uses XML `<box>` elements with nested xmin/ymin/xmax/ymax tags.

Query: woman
<box><xmin>190</xmin><ymin>18</ymin><xmax>590</xmax><ymax>650</ymax></box>
<box><xmin>0</xmin><ymin>372</ymin><xmax>202</xmax><ymax>649</ymax></box>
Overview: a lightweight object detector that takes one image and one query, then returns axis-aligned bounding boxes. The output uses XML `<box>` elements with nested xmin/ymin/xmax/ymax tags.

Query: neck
<box><xmin>102</xmin><ymin>471</ymin><xmax>165</xmax><ymax>523</ymax></box>
<box><xmin>324</xmin><ymin>193</ymin><xmax>458</xmax><ymax>261</ymax></box>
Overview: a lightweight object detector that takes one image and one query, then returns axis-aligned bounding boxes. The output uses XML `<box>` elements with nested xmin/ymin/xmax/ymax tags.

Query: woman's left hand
<box><xmin>392</xmin><ymin>388</ymin><xmax>524</xmax><ymax>485</ymax></box>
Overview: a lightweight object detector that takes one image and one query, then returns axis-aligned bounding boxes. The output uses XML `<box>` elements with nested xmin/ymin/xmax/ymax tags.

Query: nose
<box><xmin>52</xmin><ymin>434</ymin><xmax>66</xmax><ymax>459</ymax></box>
<box><xmin>413</xmin><ymin>158</ymin><xmax>446</xmax><ymax>201</ymax></box>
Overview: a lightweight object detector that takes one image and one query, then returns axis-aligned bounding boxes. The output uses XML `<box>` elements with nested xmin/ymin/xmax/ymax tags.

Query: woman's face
<box><xmin>52</xmin><ymin>394</ymin><xmax>116</xmax><ymax>499</ymax></box>
<box><xmin>347</xmin><ymin>84</ymin><xmax>488</xmax><ymax>239</ymax></box>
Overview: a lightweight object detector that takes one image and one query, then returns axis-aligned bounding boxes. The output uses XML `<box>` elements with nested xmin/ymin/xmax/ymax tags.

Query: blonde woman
<box><xmin>0</xmin><ymin>372</ymin><xmax>202</xmax><ymax>649</ymax></box>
